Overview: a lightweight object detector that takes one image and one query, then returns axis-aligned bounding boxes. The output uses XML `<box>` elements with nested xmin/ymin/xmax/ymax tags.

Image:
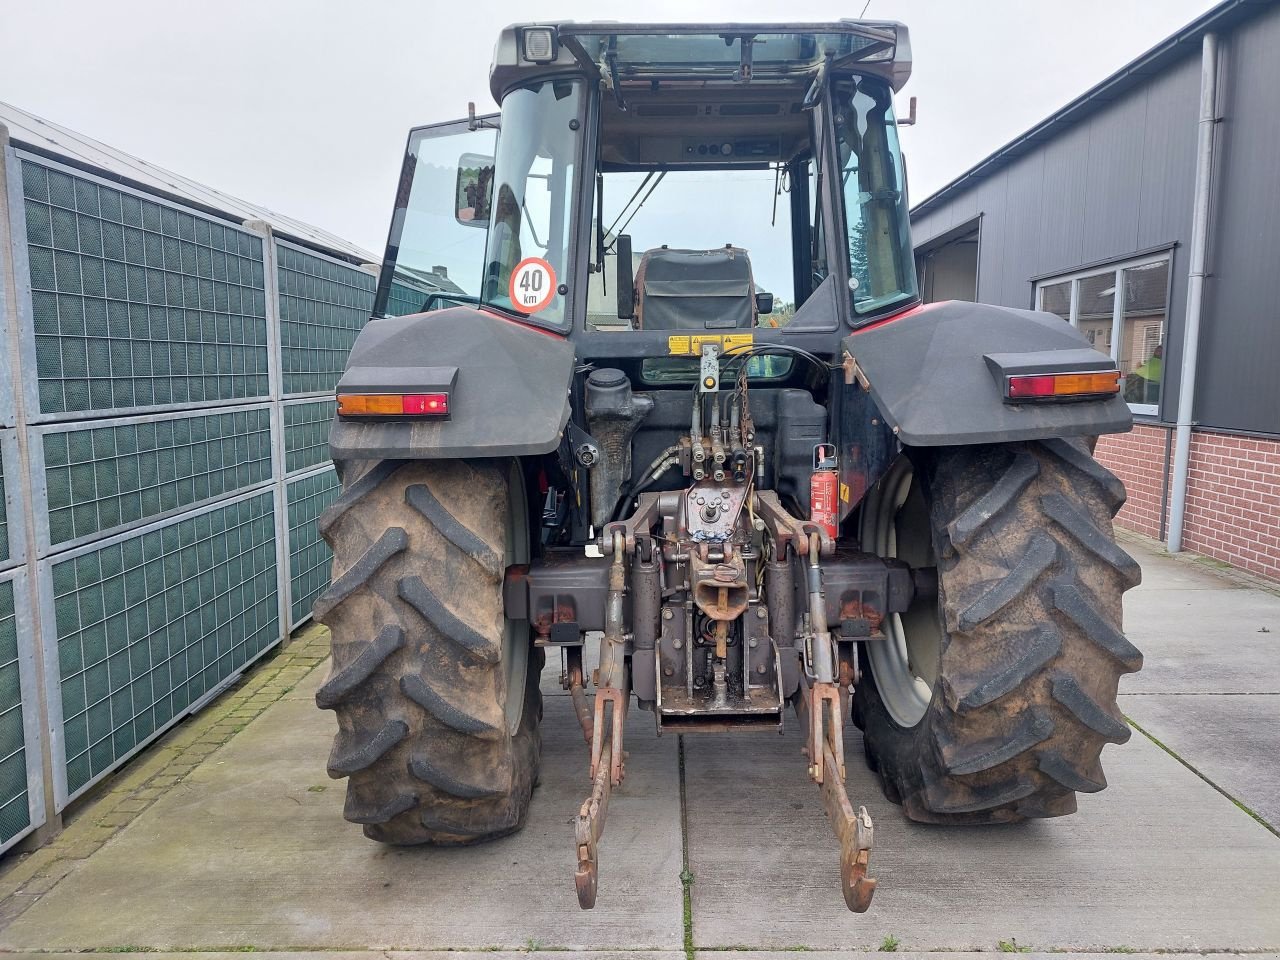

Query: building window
<box><xmin>1034</xmin><ymin>252</ymin><xmax>1170</xmax><ymax>416</ymax></box>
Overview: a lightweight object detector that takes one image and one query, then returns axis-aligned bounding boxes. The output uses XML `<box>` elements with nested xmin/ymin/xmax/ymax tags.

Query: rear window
<box><xmin>640</xmin><ymin>355</ymin><xmax>794</xmax><ymax>384</ymax></box>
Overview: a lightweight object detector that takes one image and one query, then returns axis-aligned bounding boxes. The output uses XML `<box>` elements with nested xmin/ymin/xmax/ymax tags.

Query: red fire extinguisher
<box><xmin>810</xmin><ymin>443</ymin><xmax>839</xmax><ymax>540</ymax></box>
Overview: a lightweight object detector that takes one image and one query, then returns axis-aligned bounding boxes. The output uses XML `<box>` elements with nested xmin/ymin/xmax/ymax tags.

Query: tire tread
<box><xmin>860</xmin><ymin>439</ymin><xmax>1142</xmax><ymax>824</ymax></box>
<box><xmin>316</xmin><ymin>458</ymin><xmax>540</xmax><ymax>845</ymax></box>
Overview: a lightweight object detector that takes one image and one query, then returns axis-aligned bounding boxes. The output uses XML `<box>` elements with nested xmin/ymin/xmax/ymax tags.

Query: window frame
<box><xmin>372</xmin><ymin>114</ymin><xmax>499</xmax><ymax>321</ymax></box>
<box><xmin>1033</xmin><ymin>249</ymin><xmax>1173</xmax><ymax>418</ymax></box>
<box><xmin>480</xmin><ymin>77</ymin><xmax>588</xmax><ymax>331</ymax></box>
<box><xmin>830</xmin><ymin>76</ymin><xmax>920</xmax><ymax>325</ymax></box>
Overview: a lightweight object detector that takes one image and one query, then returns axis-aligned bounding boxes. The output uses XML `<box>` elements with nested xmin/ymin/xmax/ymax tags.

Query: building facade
<box><xmin>910</xmin><ymin>0</ymin><xmax>1280</xmax><ymax>583</ymax></box>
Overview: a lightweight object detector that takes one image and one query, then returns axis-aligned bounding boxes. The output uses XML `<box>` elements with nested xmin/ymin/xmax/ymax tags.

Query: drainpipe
<box><xmin>1167</xmin><ymin>32</ymin><xmax>1219</xmax><ymax>554</ymax></box>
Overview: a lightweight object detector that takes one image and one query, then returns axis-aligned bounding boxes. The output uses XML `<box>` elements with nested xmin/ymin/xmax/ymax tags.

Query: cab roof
<box><xmin>489</xmin><ymin>21</ymin><xmax>912</xmax><ymax>102</ymax></box>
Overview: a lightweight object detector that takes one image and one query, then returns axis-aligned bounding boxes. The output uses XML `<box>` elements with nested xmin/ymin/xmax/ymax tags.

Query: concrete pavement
<box><xmin>0</xmin><ymin>532</ymin><xmax>1276</xmax><ymax>956</ymax></box>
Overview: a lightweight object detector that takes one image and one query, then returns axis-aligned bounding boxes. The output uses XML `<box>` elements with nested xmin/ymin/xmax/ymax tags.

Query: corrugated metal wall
<box><xmin>909</xmin><ymin>3</ymin><xmax>1280</xmax><ymax>435</ymax></box>
<box><xmin>0</xmin><ymin>141</ymin><xmax>372</xmax><ymax>847</ymax></box>
<box><xmin>910</xmin><ymin>51</ymin><xmax>1201</xmax><ymax>423</ymax></box>
<box><xmin>1195</xmin><ymin>3</ymin><xmax>1280</xmax><ymax>434</ymax></box>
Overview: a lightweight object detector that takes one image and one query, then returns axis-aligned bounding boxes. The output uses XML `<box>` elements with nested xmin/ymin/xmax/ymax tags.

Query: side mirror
<box><xmin>616</xmin><ymin>234</ymin><xmax>635</xmax><ymax>320</ymax></box>
<box><xmin>455</xmin><ymin>153</ymin><xmax>494</xmax><ymax>228</ymax></box>
<box><xmin>755</xmin><ymin>291</ymin><xmax>774</xmax><ymax>315</ymax></box>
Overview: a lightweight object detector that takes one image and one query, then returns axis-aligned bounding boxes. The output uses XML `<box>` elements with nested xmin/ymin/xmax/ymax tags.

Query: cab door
<box><xmin>373</xmin><ymin>115</ymin><xmax>498</xmax><ymax>318</ymax></box>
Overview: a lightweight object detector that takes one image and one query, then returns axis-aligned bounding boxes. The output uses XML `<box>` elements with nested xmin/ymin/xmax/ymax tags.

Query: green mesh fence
<box><xmin>21</xmin><ymin>161</ymin><xmax>269</xmax><ymax>416</ymax></box>
<box><xmin>286</xmin><ymin>469</ymin><xmax>338</xmax><ymax>627</ymax></box>
<box><xmin>43</xmin><ymin>407</ymin><xmax>274</xmax><ymax>547</ymax></box>
<box><xmin>276</xmin><ymin>245</ymin><xmax>373</xmax><ymax>396</ymax></box>
<box><xmin>385</xmin><ymin>279</ymin><xmax>470</xmax><ymax>318</ymax></box>
<box><xmin>53</xmin><ymin>492</ymin><xmax>279</xmax><ymax>798</ymax></box>
<box><xmin>283</xmin><ymin>400</ymin><xmax>336</xmax><ymax>475</ymax></box>
<box><xmin>0</xmin><ymin>578</ymin><xmax>32</xmax><ymax>845</ymax></box>
<box><xmin>386</xmin><ymin>279</ymin><xmax>431</xmax><ymax>318</ymax></box>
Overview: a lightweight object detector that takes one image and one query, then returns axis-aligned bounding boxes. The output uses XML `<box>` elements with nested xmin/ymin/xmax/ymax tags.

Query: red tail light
<box><xmin>1006</xmin><ymin>371</ymin><xmax>1120</xmax><ymax>401</ymax></box>
<box><xmin>337</xmin><ymin>393</ymin><xmax>450</xmax><ymax>417</ymax></box>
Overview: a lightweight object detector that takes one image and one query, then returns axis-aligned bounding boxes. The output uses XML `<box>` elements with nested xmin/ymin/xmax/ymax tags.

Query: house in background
<box><xmin>909</xmin><ymin>0</ymin><xmax>1280</xmax><ymax>583</ymax></box>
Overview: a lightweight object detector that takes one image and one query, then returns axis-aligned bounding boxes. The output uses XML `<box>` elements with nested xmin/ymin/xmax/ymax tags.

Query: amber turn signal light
<box><xmin>1006</xmin><ymin>370</ymin><xmax>1121</xmax><ymax>401</ymax></box>
<box><xmin>336</xmin><ymin>393</ymin><xmax>450</xmax><ymax>417</ymax></box>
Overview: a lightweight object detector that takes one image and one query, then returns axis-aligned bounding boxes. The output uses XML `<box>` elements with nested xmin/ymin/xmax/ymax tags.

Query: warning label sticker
<box><xmin>666</xmin><ymin>332</ymin><xmax>754</xmax><ymax>356</ymax></box>
<box><xmin>509</xmin><ymin>257</ymin><xmax>556</xmax><ymax>314</ymax></box>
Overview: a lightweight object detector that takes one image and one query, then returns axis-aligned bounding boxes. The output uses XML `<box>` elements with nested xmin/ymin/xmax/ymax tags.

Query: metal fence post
<box><xmin>245</xmin><ymin>221</ymin><xmax>294</xmax><ymax>649</ymax></box>
<box><xmin>0</xmin><ymin>128</ymin><xmax>57</xmax><ymax>846</ymax></box>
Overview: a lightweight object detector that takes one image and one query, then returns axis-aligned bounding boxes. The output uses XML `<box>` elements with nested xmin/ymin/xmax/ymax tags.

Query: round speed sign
<box><xmin>508</xmin><ymin>257</ymin><xmax>557</xmax><ymax>314</ymax></box>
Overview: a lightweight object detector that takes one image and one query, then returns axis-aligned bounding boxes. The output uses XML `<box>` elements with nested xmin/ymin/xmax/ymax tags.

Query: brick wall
<box><xmin>1095</xmin><ymin>425</ymin><xmax>1169</xmax><ymax>540</ymax></box>
<box><xmin>1095</xmin><ymin>425</ymin><xmax>1280</xmax><ymax>583</ymax></box>
<box><xmin>1181</xmin><ymin>431</ymin><xmax>1280</xmax><ymax>582</ymax></box>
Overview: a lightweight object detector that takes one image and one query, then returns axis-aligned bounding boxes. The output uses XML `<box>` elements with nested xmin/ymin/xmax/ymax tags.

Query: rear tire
<box><xmin>856</xmin><ymin>439</ymin><xmax>1142</xmax><ymax>823</ymax></box>
<box><xmin>315</xmin><ymin>458</ymin><xmax>542</xmax><ymax>844</ymax></box>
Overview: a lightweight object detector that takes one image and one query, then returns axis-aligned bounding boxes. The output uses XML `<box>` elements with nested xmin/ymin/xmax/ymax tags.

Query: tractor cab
<box><xmin>372</xmin><ymin>21</ymin><xmax>918</xmax><ymax>360</ymax></box>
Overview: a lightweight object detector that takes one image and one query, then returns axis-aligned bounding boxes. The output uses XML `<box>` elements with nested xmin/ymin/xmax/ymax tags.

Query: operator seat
<box><xmin>634</xmin><ymin>245</ymin><xmax>757</xmax><ymax>330</ymax></box>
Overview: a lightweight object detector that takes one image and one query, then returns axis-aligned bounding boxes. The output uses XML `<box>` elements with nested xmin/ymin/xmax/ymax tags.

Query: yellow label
<box><xmin>840</xmin><ymin>482</ymin><xmax>851</xmax><ymax>504</ymax></box>
<box><xmin>690</xmin><ymin>334</ymin><xmax>721</xmax><ymax>354</ymax></box>
<box><xmin>666</xmin><ymin>333</ymin><xmax>754</xmax><ymax>356</ymax></box>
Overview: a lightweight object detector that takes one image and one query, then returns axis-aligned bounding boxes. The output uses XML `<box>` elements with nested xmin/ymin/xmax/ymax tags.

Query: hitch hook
<box><xmin>575</xmin><ymin>685</ymin><xmax>627</xmax><ymax>908</ymax></box>
<box><xmin>575</xmin><ymin>531</ymin><xmax>630</xmax><ymax>909</ymax></box>
<box><xmin>805</xmin><ymin>681</ymin><xmax>877</xmax><ymax>912</ymax></box>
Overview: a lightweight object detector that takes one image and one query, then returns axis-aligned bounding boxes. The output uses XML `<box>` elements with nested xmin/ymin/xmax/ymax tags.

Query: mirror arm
<box><xmin>467</xmin><ymin>101</ymin><xmax>500</xmax><ymax>131</ymax></box>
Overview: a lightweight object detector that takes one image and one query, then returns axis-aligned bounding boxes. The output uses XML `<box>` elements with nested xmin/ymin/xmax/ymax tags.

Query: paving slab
<box><xmin>0</xmin><ymin>692</ymin><xmax>684</xmax><ymax>951</ymax></box>
<box><xmin>17</xmin><ymin>955</ymin><xmax>1276</xmax><ymax>960</ymax></box>
<box><xmin>1119</xmin><ymin>542</ymin><xmax>1280</xmax><ymax>695</ymax></box>
<box><xmin>1121</xmin><ymin>691</ymin><xmax>1280</xmax><ymax>829</ymax></box>
<box><xmin>682</xmin><ymin>721</ymin><xmax>1280</xmax><ymax>952</ymax></box>
<box><xmin>27</xmin><ymin>954</ymin><xmax>682</xmax><ymax>960</ymax></box>
<box><xmin>279</xmin><ymin>655</ymin><xmax>325</xmax><ymax>700</ymax></box>
<box><xmin>695</xmin><ymin>955</ymin><xmax>1280</xmax><ymax>960</ymax></box>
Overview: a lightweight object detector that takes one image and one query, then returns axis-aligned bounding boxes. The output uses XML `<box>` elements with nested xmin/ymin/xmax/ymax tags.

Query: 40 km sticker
<box><xmin>509</xmin><ymin>257</ymin><xmax>557</xmax><ymax>314</ymax></box>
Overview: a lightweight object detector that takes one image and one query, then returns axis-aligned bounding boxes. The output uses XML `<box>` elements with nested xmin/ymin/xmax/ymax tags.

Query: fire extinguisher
<box><xmin>810</xmin><ymin>443</ymin><xmax>839</xmax><ymax>540</ymax></box>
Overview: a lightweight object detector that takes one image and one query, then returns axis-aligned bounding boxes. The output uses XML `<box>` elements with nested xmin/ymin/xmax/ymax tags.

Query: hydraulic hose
<box><xmin>609</xmin><ymin>444</ymin><xmax>681</xmax><ymax>521</ymax></box>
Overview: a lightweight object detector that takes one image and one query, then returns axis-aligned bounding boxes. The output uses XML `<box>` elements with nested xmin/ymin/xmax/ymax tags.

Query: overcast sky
<box><xmin>1</xmin><ymin>0</ymin><xmax>1219</xmax><ymax>262</ymax></box>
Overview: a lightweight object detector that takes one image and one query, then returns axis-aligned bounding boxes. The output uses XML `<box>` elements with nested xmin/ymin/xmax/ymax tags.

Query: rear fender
<box><xmin>329</xmin><ymin>306</ymin><xmax>575</xmax><ymax>460</ymax></box>
<box><xmin>842</xmin><ymin>301</ymin><xmax>1133</xmax><ymax>446</ymax></box>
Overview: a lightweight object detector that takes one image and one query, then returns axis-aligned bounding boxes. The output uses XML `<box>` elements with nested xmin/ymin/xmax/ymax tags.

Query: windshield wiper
<box><xmin>606</xmin><ymin>171</ymin><xmax>666</xmax><ymax>251</ymax></box>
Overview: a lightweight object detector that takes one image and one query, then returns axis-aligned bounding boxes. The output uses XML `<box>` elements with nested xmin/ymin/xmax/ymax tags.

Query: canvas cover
<box><xmin>635</xmin><ymin>246</ymin><xmax>756</xmax><ymax>330</ymax></box>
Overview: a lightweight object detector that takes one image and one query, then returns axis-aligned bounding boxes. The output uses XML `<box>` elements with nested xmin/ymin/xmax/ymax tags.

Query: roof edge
<box><xmin>909</xmin><ymin>0</ymin><xmax>1268</xmax><ymax>220</ymax></box>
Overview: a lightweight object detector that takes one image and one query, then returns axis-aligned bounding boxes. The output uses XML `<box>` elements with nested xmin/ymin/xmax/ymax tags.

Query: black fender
<box><xmin>328</xmin><ymin>306</ymin><xmax>575</xmax><ymax>461</ymax></box>
<box><xmin>842</xmin><ymin>300</ymin><xmax>1133</xmax><ymax>446</ymax></box>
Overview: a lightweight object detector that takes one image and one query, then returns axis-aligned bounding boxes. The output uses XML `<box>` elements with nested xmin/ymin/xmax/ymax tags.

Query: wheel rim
<box><xmin>502</xmin><ymin>462</ymin><xmax>531</xmax><ymax>735</ymax></box>
<box><xmin>860</xmin><ymin>457</ymin><xmax>941</xmax><ymax>728</ymax></box>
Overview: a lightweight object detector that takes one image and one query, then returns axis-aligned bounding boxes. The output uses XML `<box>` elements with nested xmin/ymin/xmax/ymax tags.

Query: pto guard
<box><xmin>329</xmin><ymin>306</ymin><xmax>575</xmax><ymax>461</ymax></box>
<box><xmin>843</xmin><ymin>301</ymin><xmax>1133</xmax><ymax>446</ymax></box>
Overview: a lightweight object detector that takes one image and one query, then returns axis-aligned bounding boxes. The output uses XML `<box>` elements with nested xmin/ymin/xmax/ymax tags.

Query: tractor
<box><xmin>315</xmin><ymin>20</ymin><xmax>1143</xmax><ymax>912</ymax></box>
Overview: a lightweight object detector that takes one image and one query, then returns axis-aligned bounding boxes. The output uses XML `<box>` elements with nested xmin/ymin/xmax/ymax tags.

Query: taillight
<box><xmin>336</xmin><ymin>393</ymin><xmax>450</xmax><ymax>417</ymax></box>
<box><xmin>1006</xmin><ymin>371</ymin><xmax>1120</xmax><ymax>401</ymax></box>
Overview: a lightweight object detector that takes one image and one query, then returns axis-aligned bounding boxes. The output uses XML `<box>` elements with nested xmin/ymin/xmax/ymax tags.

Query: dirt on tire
<box><xmin>315</xmin><ymin>458</ymin><xmax>542</xmax><ymax>845</ymax></box>
<box><xmin>857</xmin><ymin>438</ymin><xmax>1142</xmax><ymax>823</ymax></box>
